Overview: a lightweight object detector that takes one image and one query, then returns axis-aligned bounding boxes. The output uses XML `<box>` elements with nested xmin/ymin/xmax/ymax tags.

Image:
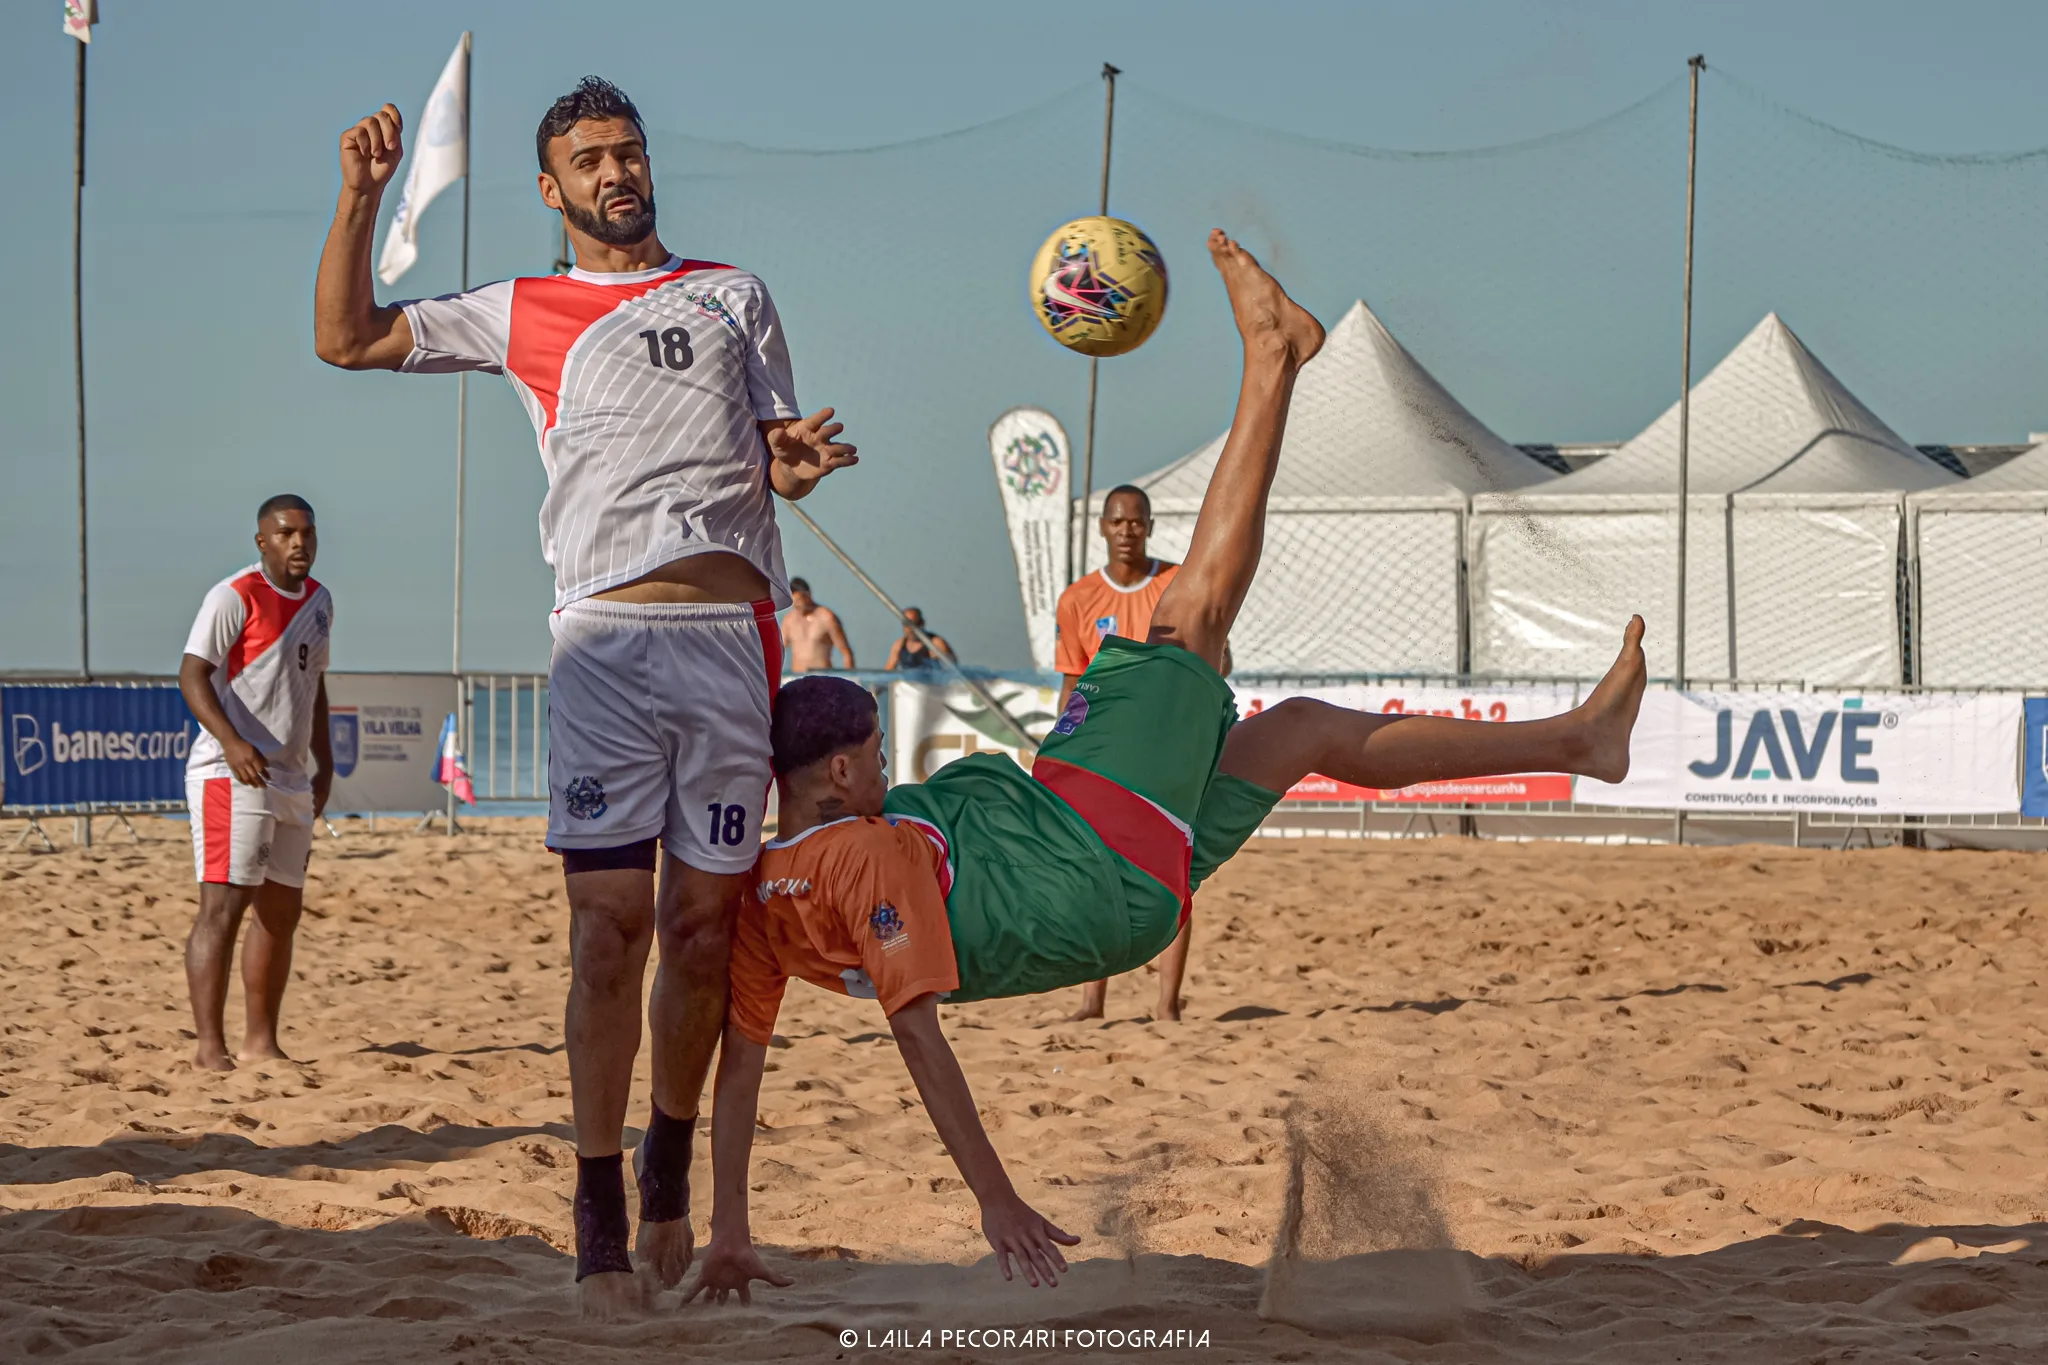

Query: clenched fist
<box><xmin>340</xmin><ymin>103</ymin><xmax>404</xmax><ymax>195</ymax></box>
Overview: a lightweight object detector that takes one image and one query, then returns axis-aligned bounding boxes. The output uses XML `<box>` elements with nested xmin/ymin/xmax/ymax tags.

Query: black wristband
<box><xmin>573</xmin><ymin>1153</ymin><xmax>632</xmax><ymax>1281</ymax></box>
<box><xmin>636</xmin><ymin>1105</ymin><xmax>696</xmax><ymax>1225</ymax></box>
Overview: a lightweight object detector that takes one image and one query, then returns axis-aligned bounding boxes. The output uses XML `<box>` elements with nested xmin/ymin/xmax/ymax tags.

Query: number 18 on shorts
<box><xmin>545</xmin><ymin>598</ymin><xmax>780</xmax><ymax>875</ymax></box>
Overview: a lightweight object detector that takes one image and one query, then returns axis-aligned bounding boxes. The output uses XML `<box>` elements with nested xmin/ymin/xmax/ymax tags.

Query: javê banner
<box><xmin>890</xmin><ymin>678</ymin><xmax>1059</xmax><ymax>784</ymax></box>
<box><xmin>325</xmin><ymin>673</ymin><xmax>459</xmax><ymax>814</ymax></box>
<box><xmin>1228</xmin><ymin>682</ymin><xmax>1581</xmax><ymax>803</ymax></box>
<box><xmin>988</xmin><ymin>408</ymin><xmax>1072</xmax><ymax>672</ymax></box>
<box><xmin>1581</xmin><ymin>689</ymin><xmax>2022</xmax><ymax>814</ymax></box>
<box><xmin>2</xmin><ymin>684</ymin><xmax>196</xmax><ymax>809</ymax></box>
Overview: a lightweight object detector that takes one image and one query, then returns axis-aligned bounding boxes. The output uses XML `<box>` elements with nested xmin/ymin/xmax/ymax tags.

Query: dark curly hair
<box><xmin>536</xmin><ymin>77</ymin><xmax>645</xmax><ymax>173</ymax></box>
<box><xmin>772</xmin><ymin>676</ymin><xmax>879</xmax><ymax>776</ymax></box>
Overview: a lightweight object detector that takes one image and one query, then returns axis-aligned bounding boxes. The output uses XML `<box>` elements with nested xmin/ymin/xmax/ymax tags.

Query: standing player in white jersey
<box><xmin>313</xmin><ymin>77</ymin><xmax>856</xmax><ymax>1314</ymax></box>
<box><xmin>179</xmin><ymin>495</ymin><xmax>334</xmax><ymax>1073</ymax></box>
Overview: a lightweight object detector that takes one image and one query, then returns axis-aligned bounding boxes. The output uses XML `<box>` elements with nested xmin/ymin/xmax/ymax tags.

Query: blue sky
<box><xmin>4</xmin><ymin>1</ymin><xmax>2046</xmax><ymax>674</ymax></box>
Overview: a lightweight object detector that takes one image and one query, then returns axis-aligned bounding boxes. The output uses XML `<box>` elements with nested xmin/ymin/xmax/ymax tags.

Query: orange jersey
<box><xmin>728</xmin><ymin>816</ymin><xmax>961</xmax><ymax>1045</ymax></box>
<box><xmin>1054</xmin><ymin>561</ymin><xmax>1179</xmax><ymax>676</ymax></box>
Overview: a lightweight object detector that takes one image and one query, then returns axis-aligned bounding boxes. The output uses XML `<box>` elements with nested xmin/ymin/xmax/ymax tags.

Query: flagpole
<box><xmin>447</xmin><ymin>30</ymin><xmax>472</xmax><ymax>836</ymax></box>
<box><xmin>1672</xmin><ymin>54</ymin><xmax>1702</xmax><ymax>851</ymax></box>
<box><xmin>74</xmin><ymin>35</ymin><xmax>89</xmax><ymax>682</ymax></box>
<box><xmin>1074</xmin><ymin>62</ymin><xmax>1119</xmax><ymax>582</ymax></box>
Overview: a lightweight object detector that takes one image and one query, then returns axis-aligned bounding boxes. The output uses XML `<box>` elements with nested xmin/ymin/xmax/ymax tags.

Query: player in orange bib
<box><xmin>1054</xmin><ymin>486</ymin><xmax>1191</xmax><ymax>1022</ymax></box>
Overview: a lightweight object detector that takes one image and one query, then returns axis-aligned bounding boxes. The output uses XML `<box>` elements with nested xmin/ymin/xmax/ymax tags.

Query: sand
<box><xmin>4</xmin><ymin>816</ymin><xmax>2047</xmax><ymax>1362</ymax></box>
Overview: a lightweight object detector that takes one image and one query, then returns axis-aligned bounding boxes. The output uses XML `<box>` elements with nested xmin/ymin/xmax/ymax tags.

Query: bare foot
<box><xmin>1155</xmin><ymin>995</ymin><xmax>1183</xmax><ymax>1023</ymax></box>
<box><xmin>192</xmin><ymin>1046</ymin><xmax>235</xmax><ymax>1073</ymax></box>
<box><xmin>1065</xmin><ymin>982</ymin><xmax>1107</xmax><ymax>1023</ymax></box>
<box><xmin>1578</xmin><ymin>615</ymin><xmax>1648</xmax><ymax>783</ymax></box>
<box><xmin>578</xmin><ymin>1269</ymin><xmax>646</xmax><ymax>1319</ymax></box>
<box><xmin>238</xmin><ymin>1040</ymin><xmax>292</xmax><ymax>1064</ymax></box>
<box><xmin>636</xmin><ymin>1217</ymin><xmax>694</xmax><ymax>1294</ymax></box>
<box><xmin>1207</xmin><ymin>229</ymin><xmax>1324</xmax><ymax>366</ymax></box>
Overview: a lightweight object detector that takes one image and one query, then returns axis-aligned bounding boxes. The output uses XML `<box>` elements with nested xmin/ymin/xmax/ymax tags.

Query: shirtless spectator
<box><xmin>783</xmin><ymin>579</ymin><xmax>855</xmax><ymax>673</ymax></box>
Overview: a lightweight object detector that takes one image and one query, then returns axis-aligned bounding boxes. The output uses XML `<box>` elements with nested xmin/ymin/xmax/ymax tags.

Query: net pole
<box><xmin>1076</xmin><ymin>62</ymin><xmax>1120</xmax><ymax>581</ymax></box>
<box><xmin>783</xmin><ymin>500</ymin><xmax>1040</xmax><ymax>755</ymax></box>
<box><xmin>1673</xmin><ymin>54</ymin><xmax>1703</xmax><ymax>848</ymax></box>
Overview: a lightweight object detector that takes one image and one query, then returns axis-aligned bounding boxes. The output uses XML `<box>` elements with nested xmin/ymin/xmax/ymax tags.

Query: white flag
<box><xmin>988</xmin><ymin>408</ymin><xmax>1073</xmax><ymax>671</ymax></box>
<box><xmin>376</xmin><ymin>32</ymin><xmax>470</xmax><ymax>287</ymax></box>
<box><xmin>63</xmin><ymin>0</ymin><xmax>96</xmax><ymax>42</ymax></box>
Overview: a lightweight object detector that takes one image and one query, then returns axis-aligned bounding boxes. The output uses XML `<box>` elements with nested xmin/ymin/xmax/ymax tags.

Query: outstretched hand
<box><xmin>684</xmin><ymin>1234</ymin><xmax>795</xmax><ymax>1306</ymax></box>
<box><xmin>982</xmin><ymin>1192</ymin><xmax>1081</xmax><ymax>1288</ymax></box>
<box><xmin>765</xmin><ymin>408</ymin><xmax>859</xmax><ymax>499</ymax></box>
<box><xmin>340</xmin><ymin>104</ymin><xmax>404</xmax><ymax>195</ymax></box>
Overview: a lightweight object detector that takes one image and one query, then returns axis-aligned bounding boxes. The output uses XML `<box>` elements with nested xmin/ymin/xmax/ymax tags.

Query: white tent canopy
<box><xmin>1470</xmin><ymin>314</ymin><xmax>1956</xmax><ymax>685</ymax></box>
<box><xmin>1911</xmin><ymin>440</ymin><xmax>2048</xmax><ymax>686</ymax></box>
<box><xmin>1116</xmin><ymin>300</ymin><xmax>1554</xmax><ymax>674</ymax></box>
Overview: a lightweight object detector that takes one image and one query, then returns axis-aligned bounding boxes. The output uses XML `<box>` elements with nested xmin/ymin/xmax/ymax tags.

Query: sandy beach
<box><xmin>3</xmin><ymin>817</ymin><xmax>2045</xmax><ymax>1362</ymax></box>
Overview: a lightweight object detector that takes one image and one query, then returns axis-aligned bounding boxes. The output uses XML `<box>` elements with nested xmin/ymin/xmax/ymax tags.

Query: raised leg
<box><xmin>1145</xmin><ymin>232</ymin><xmax>1325</xmax><ymax>670</ymax></box>
<box><xmin>185</xmin><ymin>882</ymin><xmax>259</xmax><ymax>1071</ymax></box>
<box><xmin>564</xmin><ymin>867</ymin><xmax>657</xmax><ymax>1317</ymax></box>
<box><xmin>238</xmin><ymin>880</ymin><xmax>302</xmax><ymax>1061</ymax></box>
<box><xmin>1221</xmin><ymin>618</ymin><xmax>1648</xmax><ymax>792</ymax></box>
<box><xmin>636</xmin><ymin>855</ymin><xmax>747</xmax><ymax>1291</ymax></box>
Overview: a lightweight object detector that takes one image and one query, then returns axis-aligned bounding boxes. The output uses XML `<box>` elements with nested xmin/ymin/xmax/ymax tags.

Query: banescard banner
<box><xmin>2</xmin><ymin>684</ymin><xmax>196</xmax><ymax>809</ymax></box>
<box><xmin>326</xmin><ymin>673</ymin><xmax>459</xmax><ymax>814</ymax></box>
<box><xmin>1227</xmin><ymin>682</ymin><xmax>1581</xmax><ymax>803</ymax></box>
<box><xmin>1581</xmin><ymin>689</ymin><xmax>2022</xmax><ymax>814</ymax></box>
<box><xmin>890</xmin><ymin>679</ymin><xmax>1059</xmax><ymax>784</ymax></box>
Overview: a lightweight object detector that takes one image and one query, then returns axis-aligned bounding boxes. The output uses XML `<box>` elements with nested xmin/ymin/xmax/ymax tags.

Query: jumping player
<box><xmin>179</xmin><ymin>495</ymin><xmax>334</xmax><ymax>1073</ymax></box>
<box><xmin>1055</xmin><ymin>483</ymin><xmax>1188</xmax><ymax>1022</ymax></box>
<box><xmin>688</xmin><ymin>233</ymin><xmax>1648</xmax><ymax>1300</ymax></box>
<box><xmin>313</xmin><ymin>79</ymin><xmax>857</xmax><ymax>1312</ymax></box>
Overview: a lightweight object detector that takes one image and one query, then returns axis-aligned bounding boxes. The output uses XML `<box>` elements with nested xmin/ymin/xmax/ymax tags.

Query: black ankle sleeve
<box><xmin>636</xmin><ymin>1105</ymin><xmax>696</xmax><ymax>1225</ymax></box>
<box><xmin>573</xmin><ymin>1153</ymin><xmax>632</xmax><ymax>1281</ymax></box>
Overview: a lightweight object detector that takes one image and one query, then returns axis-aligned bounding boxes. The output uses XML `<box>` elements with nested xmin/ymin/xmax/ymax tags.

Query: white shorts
<box><xmin>546</xmin><ymin>597</ymin><xmax>781</xmax><ymax>874</ymax></box>
<box><xmin>187</xmin><ymin>775</ymin><xmax>315</xmax><ymax>889</ymax></box>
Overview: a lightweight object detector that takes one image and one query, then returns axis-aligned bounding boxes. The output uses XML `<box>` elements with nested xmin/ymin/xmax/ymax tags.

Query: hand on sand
<box><xmin>1207</xmin><ymin>230</ymin><xmax>1324</xmax><ymax>367</ymax></box>
<box><xmin>981</xmin><ymin>1192</ymin><xmax>1080</xmax><ymax>1288</ymax></box>
<box><xmin>1576</xmin><ymin>615</ymin><xmax>1648</xmax><ymax>785</ymax></box>
<box><xmin>685</xmin><ymin>1233</ymin><xmax>794</xmax><ymax>1305</ymax></box>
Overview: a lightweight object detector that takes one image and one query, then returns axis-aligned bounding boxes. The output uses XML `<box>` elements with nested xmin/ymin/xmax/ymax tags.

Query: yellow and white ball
<box><xmin>1028</xmin><ymin>216</ymin><xmax>1168</xmax><ymax>357</ymax></box>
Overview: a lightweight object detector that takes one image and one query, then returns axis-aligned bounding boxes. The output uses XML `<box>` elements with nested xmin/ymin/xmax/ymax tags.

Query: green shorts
<box><xmin>883</xmin><ymin>638</ymin><xmax>1282</xmax><ymax>1003</ymax></box>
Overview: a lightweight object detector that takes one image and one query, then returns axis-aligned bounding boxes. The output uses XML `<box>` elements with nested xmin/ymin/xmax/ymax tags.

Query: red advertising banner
<box><xmin>1232</xmin><ymin>682</ymin><xmax>1582</xmax><ymax>804</ymax></box>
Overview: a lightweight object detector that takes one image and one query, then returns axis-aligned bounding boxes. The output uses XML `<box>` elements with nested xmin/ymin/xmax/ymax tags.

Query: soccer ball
<box><xmin>1028</xmin><ymin>216</ymin><xmax>1168</xmax><ymax>357</ymax></box>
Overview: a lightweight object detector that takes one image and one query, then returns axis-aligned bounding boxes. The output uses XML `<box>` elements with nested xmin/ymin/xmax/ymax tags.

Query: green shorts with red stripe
<box><xmin>880</xmin><ymin>637</ymin><xmax>1282</xmax><ymax>1003</ymax></box>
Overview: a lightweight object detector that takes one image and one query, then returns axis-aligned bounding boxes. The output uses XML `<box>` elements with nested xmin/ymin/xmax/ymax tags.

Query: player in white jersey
<box><xmin>314</xmin><ymin>77</ymin><xmax>856</xmax><ymax>1314</ymax></box>
<box><xmin>178</xmin><ymin>495</ymin><xmax>334</xmax><ymax>1073</ymax></box>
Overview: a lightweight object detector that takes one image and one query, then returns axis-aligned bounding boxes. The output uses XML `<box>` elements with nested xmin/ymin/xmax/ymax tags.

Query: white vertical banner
<box><xmin>326</xmin><ymin>674</ymin><xmax>461</xmax><ymax>813</ymax></box>
<box><xmin>988</xmin><ymin>408</ymin><xmax>1072</xmax><ymax>671</ymax></box>
<box><xmin>377</xmin><ymin>32</ymin><xmax>470</xmax><ymax>286</ymax></box>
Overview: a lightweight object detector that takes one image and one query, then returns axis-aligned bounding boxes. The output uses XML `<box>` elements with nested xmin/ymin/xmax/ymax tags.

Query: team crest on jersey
<box><xmin>1053</xmin><ymin>690</ymin><xmax>1090</xmax><ymax>736</ymax></box>
<box><xmin>313</xmin><ymin>607</ymin><xmax>330</xmax><ymax>637</ymax></box>
<box><xmin>1094</xmin><ymin>615</ymin><xmax>1117</xmax><ymax>636</ymax></box>
<box><xmin>869</xmin><ymin>902</ymin><xmax>907</xmax><ymax>952</ymax></box>
<box><xmin>564</xmin><ymin>776</ymin><xmax>608</xmax><ymax>820</ymax></box>
<box><xmin>681</xmin><ymin>289</ymin><xmax>742</xmax><ymax>335</ymax></box>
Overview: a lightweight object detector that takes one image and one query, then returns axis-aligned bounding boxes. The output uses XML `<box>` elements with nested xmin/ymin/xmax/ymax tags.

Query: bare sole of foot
<box><xmin>1579</xmin><ymin>615</ymin><xmax>1648</xmax><ymax>784</ymax></box>
<box><xmin>1207</xmin><ymin>230</ymin><xmax>1325</xmax><ymax>366</ymax></box>
<box><xmin>636</xmin><ymin>1216</ymin><xmax>694</xmax><ymax>1295</ymax></box>
<box><xmin>578</xmin><ymin>1269</ymin><xmax>646</xmax><ymax>1320</ymax></box>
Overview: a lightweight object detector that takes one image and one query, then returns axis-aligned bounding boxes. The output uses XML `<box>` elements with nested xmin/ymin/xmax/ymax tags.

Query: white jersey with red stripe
<box><xmin>396</xmin><ymin>257</ymin><xmax>802</xmax><ymax>609</ymax></box>
<box><xmin>183</xmin><ymin>565</ymin><xmax>333</xmax><ymax>794</ymax></box>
